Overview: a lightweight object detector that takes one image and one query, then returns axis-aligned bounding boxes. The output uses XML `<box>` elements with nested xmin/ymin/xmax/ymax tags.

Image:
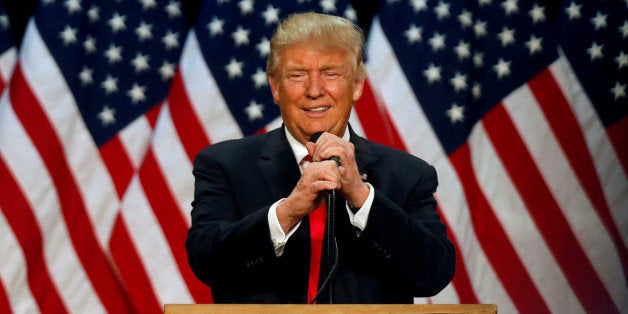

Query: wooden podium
<box><xmin>164</xmin><ymin>304</ymin><xmax>497</xmax><ymax>313</ymax></box>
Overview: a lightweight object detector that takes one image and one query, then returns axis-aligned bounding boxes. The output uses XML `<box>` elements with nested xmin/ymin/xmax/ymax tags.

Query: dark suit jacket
<box><xmin>186</xmin><ymin>127</ymin><xmax>455</xmax><ymax>303</ymax></box>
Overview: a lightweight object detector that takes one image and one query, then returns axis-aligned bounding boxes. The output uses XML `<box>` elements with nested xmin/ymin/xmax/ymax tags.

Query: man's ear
<box><xmin>268</xmin><ymin>74</ymin><xmax>279</xmax><ymax>103</ymax></box>
<box><xmin>352</xmin><ymin>78</ymin><xmax>365</xmax><ymax>102</ymax></box>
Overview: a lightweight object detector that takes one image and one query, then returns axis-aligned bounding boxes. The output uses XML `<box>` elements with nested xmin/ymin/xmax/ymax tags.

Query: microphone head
<box><xmin>309</xmin><ymin>131</ymin><xmax>324</xmax><ymax>143</ymax></box>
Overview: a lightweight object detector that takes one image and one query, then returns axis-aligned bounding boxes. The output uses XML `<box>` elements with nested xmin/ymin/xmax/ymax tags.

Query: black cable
<box><xmin>309</xmin><ymin>237</ymin><xmax>339</xmax><ymax>304</ymax></box>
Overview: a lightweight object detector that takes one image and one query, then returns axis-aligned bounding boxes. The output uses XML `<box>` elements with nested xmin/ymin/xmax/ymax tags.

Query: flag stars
<box><xmin>225</xmin><ymin>58</ymin><xmax>244</xmax><ymax>79</ymax></box>
<box><xmin>127</xmin><ymin>84</ymin><xmax>147</xmax><ymax>103</ymax></box>
<box><xmin>59</xmin><ymin>25</ymin><xmax>78</xmax><ymax>45</ymax></box>
<box><xmin>410</xmin><ymin>0</ymin><xmax>428</xmax><ymax>12</ymax></box>
<box><xmin>0</xmin><ymin>15</ymin><xmax>8</xmax><ymax>30</ymax></box>
<box><xmin>529</xmin><ymin>4</ymin><xmax>545</xmax><ymax>24</ymax></box>
<box><xmin>78</xmin><ymin>67</ymin><xmax>94</xmax><ymax>85</ymax></box>
<box><xmin>497</xmin><ymin>27</ymin><xmax>516</xmax><ymax>47</ymax></box>
<box><xmin>64</xmin><ymin>0</ymin><xmax>82</xmax><ymax>14</ymax></box>
<box><xmin>238</xmin><ymin>0</ymin><xmax>255</xmax><ymax>15</ymax></box>
<box><xmin>474</xmin><ymin>20</ymin><xmax>488</xmax><ymax>38</ymax></box>
<box><xmin>344</xmin><ymin>7</ymin><xmax>357</xmax><ymax>22</ymax></box>
<box><xmin>83</xmin><ymin>36</ymin><xmax>97</xmax><ymax>53</ymax></box>
<box><xmin>135</xmin><ymin>22</ymin><xmax>153</xmax><ymax>41</ymax></box>
<box><xmin>610</xmin><ymin>82</ymin><xmax>626</xmax><ymax>100</ymax></box>
<box><xmin>501</xmin><ymin>0</ymin><xmax>519</xmax><ymax>16</ymax></box>
<box><xmin>449</xmin><ymin>72</ymin><xmax>468</xmax><ymax>92</ymax></box>
<box><xmin>423</xmin><ymin>63</ymin><xmax>442</xmax><ymax>84</ymax></box>
<box><xmin>161</xmin><ymin>30</ymin><xmax>180</xmax><ymax>50</ymax></box>
<box><xmin>434</xmin><ymin>1</ymin><xmax>451</xmax><ymax>20</ymax></box>
<box><xmin>104</xmin><ymin>44</ymin><xmax>123</xmax><ymax>64</ymax></box>
<box><xmin>262</xmin><ymin>5</ymin><xmax>280</xmax><ymax>25</ymax></box>
<box><xmin>320</xmin><ymin>0</ymin><xmax>338</xmax><ymax>13</ymax></box>
<box><xmin>131</xmin><ymin>53</ymin><xmax>150</xmax><ymax>73</ymax></box>
<box><xmin>493</xmin><ymin>58</ymin><xmax>511</xmax><ymax>79</ymax></box>
<box><xmin>428</xmin><ymin>32</ymin><xmax>446</xmax><ymax>52</ymax></box>
<box><xmin>620</xmin><ymin>21</ymin><xmax>628</xmax><ymax>39</ymax></box>
<box><xmin>473</xmin><ymin>51</ymin><xmax>484</xmax><ymax>68</ymax></box>
<box><xmin>472</xmin><ymin>82</ymin><xmax>482</xmax><ymax>99</ymax></box>
<box><xmin>256</xmin><ymin>37</ymin><xmax>270</xmax><ymax>58</ymax></box>
<box><xmin>101</xmin><ymin>75</ymin><xmax>119</xmax><ymax>94</ymax></box>
<box><xmin>404</xmin><ymin>24</ymin><xmax>423</xmax><ymax>44</ymax></box>
<box><xmin>98</xmin><ymin>105</ymin><xmax>116</xmax><ymax>126</ymax></box>
<box><xmin>245</xmin><ymin>100</ymin><xmax>265</xmax><ymax>121</ymax></box>
<box><xmin>587</xmin><ymin>42</ymin><xmax>604</xmax><ymax>60</ymax></box>
<box><xmin>565</xmin><ymin>2</ymin><xmax>581</xmax><ymax>20</ymax></box>
<box><xmin>159</xmin><ymin>61</ymin><xmax>176</xmax><ymax>81</ymax></box>
<box><xmin>615</xmin><ymin>51</ymin><xmax>627</xmax><ymax>69</ymax></box>
<box><xmin>139</xmin><ymin>0</ymin><xmax>157</xmax><ymax>10</ymax></box>
<box><xmin>446</xmin><ymin>103</ymin><xmax>465</xmax><ymax>123</ymax></box>
<box><xmin>454</xmin><ymin>40</ymin><xmax>471</xmax><ymax>60</ymax></box>
<box><xmin>478</xmin><ymin>0</ymin><xmax>492</xmax><ymax>6</ymax></box>
<box><xmin>232</xmin><ymin>26</ymin><xmax>251</xmax><ymax>47</ymax></box>
<box><xmin>165</xmin><ymin>1</ymin><xmax>182</xmax><ymax>19</ymax></box>
<box><xmin>458</xmin><ymin>10</ymin><xmax>473</xmax><ymax>28</ymax></box>
<box><xmin>251</xmin><ymin>68</ymin><xmax>268</xmax><ymax>89</ymax></box>
<box><xmin>208</xmin><ymin>17</ymin><xmax>225</xmax><ymax>37</ymax></box>
<box><xmin>590</xmin><ymin>12</ymin><xmax>608</xmax><ymax>30</ymax></box>
<box><xmin>108</xmin><ymin>13</ymin><xmax>127</xmax><ymax>33</ymax></box>
<box><xmin>525</xmin><ymin>35</ymin><xmax>543</xmax><ymax>55</ymax></box>
<box><xmin>87</xmin><ymin>5</ymin><xmax>100</xmax><ymax>22</ymax></box>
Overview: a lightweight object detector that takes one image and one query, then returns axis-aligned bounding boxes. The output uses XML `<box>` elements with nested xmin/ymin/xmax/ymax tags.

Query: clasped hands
<box><xmin>276</xmin><ymin>132</ymin><xmax>370</xmax><ymax>233</ymax></box>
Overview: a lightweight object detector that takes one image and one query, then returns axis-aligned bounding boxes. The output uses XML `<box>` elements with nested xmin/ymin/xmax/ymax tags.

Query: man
<box><xmin>186</xmin><ymin>12</ymin><xmax>455</xmax><ymax>304</ymax></box>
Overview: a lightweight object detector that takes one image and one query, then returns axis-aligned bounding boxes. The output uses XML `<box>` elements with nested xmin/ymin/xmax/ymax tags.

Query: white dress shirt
<box><xmin>267</xmin><ymin>127</ymin><xmax>375</xmax><ymax>256</ymax></box>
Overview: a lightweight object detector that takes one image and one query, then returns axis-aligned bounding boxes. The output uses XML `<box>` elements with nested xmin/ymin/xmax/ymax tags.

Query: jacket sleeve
<box><xmin>349</xmin><ymin>162</ymin><xmax>455</xmax><ymax>297</ymax></box>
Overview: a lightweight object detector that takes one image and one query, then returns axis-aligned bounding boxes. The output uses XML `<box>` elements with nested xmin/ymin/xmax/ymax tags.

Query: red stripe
<box><xmin>355</xmin><ymin>80</ymin><xmax>407</xmax><ymax>151</ymax></box>
<box><xmin>100</xmin><ymin>136</ymin><xmax>135</xmax><ymax>198</ymax></box>
<box><xmin>0</xmin><ymin>155</ymin><xmax>68</xmax><ymax>313</ymax></box>
<box><xmin>450</xmin><ymin>143</ymin><xmax>550</xmax><ymax>313</ymax></box>
<box><xmin>9</xmin><ymin>66</ymin><xmax>133</xmax><ymax>313</ymax></box>
<box><xmin>139</xmin><ymin>150</ymin><xmax>212</xmax><ymax>303</ymax></box>
<box><xmin>529</xmin><ymin>70</ymin><xmax>628</xmax><ymax>281</ymax></box>
<box><xmin>307</xmin><ymin>204</ymin><xmax>326</xmax><ymax>303</ymax></box>
<box><xmin>145</xmin><ymin>103</ymin><xmax>163</xmax><ymax>129</ymax></box>
<box><xmin>109</xmin><ymin>216</ymin><xmax>162</xmax><ymax>313</ymax></box>
<box><xmin>0</xmin><ymin>276</ymin><xmax>10</xmax><ymax>314</ymax></box>
<box><xmin>436</xmin><ymin>206</ymin><xmax>478</xmax><ymax>304</ymax></box>
<box><xmin>168</xmin><ymin>71</ymin><xmax>211</xmax><ymax>161</ymax></box>
<box><xmin>484</xmin><ymin>104</ymin><xmax>618</xmax><ymax>313</ymax></box>
<box><xmin>606</xmin><ymin>116</ymin><xmax>627</xmax><ymax>174</ymax></box>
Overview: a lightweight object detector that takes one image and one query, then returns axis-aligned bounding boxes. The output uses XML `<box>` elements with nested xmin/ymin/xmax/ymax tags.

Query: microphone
<box><xmin>308</xmin><ymin>131</ymin><xmax>339</xmax><ymax>304</ymax></box>
<box><xmin>309</xmin><ymin>132</ymin><xmax>341</xmax><ymax>167</ymax></box>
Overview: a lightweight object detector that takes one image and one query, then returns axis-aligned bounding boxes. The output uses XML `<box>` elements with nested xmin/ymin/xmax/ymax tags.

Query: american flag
<box><xmin>365</xmin><ymin>0</ymin><xmax>627</xmax><ymax>312</ymax></box>
<box><xmin>0</xmin><ymin>0</ymin><xmax>626</xmax><ymax>313</ymax></box>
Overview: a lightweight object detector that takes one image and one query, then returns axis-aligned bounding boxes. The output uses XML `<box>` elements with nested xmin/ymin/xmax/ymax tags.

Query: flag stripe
<box><xmin>469</xmin><ymin>122</ymin><xmax>585</xmax><ymax>313</ymax></box>
<box><xmin>450</xmin><ymin>143</ymin><xmax>550</xmax><ymax>313</ymax></box>
<box><xmin>0</xmin><ymin>157</ymin><xmax>68</xmax><ymax>313</ymax></box>
<box><xmin>484</xmin><ymin>104</ymin><xmax>618</xmax><ymax>313</ymax></box>
<box><xmin>437</xmin><ymin>208</ymin><xmax>477</xmax><ymax>304</ymax></box>
<box><xmin>100</xmin><ymin>136</ymin><xmax>136</xmax><ymax>197</ymax></box>
<box><xmin>606</xmin><ymin>118</ymin><xmax>628</xmax><ymax>173</ymax></box>
<box><xmin>355</xmin><ymin>80</ymin><xmax>406</xmax><ymax>151</ymax></box>
<box><xmin>139</xmin><ymin>149</ymin><xmax>209</xmax><ymax>302</ymax></box>
<box><xmin>9</xmin><ymin>65</ymin><xmax>133</xmax><ymax>313</ymax></box>
<box><xmin>109</xmin><ymin>216</ymin><xmax>162</xmax><ymax>314</ymax></box>
<box><xmin>528</xmin><ymin>69</ymin><xmax>628</xmax><ymax>277</ymax></box>
<box><xmin>168</xmin><ymin>71</ymin><xmax>211</xmax><ymax>162</ymax></box>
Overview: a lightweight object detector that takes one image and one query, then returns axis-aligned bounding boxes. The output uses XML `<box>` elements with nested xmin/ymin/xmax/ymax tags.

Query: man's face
<box><xmin>268</xmin><ymin>44</ymin><xmax>364</xmax><ymax>145</ymax></box>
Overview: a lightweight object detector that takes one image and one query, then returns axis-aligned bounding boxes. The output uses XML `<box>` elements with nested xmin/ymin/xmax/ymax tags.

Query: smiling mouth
<box><xmin>305</xmin><ymin>106</ymin><xmax>330</xmax><ymax>112</ymax></box>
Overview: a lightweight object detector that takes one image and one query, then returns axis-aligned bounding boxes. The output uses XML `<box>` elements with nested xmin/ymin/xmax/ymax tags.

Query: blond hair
<box><xmin>267</xmin><ymin>12</ymin><xmax>365</xmax><ymax>80</ymax></box>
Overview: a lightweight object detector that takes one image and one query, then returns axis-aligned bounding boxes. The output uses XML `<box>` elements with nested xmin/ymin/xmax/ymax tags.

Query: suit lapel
<box><xmin>350</xmin><ymin>127</ymin><xmax>377</xmax><ymax>187</ymax></box>
<box><xmin>258</xmin><ymin>128</ymin><xmax>301</xmax><ymax>200</ymax></box>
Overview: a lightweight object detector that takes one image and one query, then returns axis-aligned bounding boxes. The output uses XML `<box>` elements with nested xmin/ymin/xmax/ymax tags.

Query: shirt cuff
<box><xmin>346</xmin><ymin>183</ymin><xmax>374</xmax><ymax>232</ymax></box>
<box><xmin>268</xmin><ymin>198</ymin><xmax>301</xmax><ymax>256</ymax></box>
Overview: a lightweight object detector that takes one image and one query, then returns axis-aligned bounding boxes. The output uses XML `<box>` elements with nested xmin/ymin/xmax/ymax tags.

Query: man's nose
<box><xmin>305</xmin><ymin>74</ymin><xmax>324</xmax><ymax>99</ymax></box>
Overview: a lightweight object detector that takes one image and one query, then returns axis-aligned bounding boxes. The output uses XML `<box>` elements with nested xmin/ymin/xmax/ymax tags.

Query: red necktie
<box><xmin>301</xmin><ymin>155</ymin><xmax>326</xmax><ymax>303</ymax></box>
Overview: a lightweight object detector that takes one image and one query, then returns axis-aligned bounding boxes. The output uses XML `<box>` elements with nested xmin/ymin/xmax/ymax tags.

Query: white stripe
<box><xmin>118</xmin><ymin>114</ymin><xmax>154</xmax><ymax>169</ymax></box>
<box><xmin>550</xmin><ymin>54</ymin><xmax>628</xmax><ymax>248</ymax></box>
<box><xmin>0</xmin><ymin>96</ymin><xmax>104</xmax><ymax>313</ymax></box>
<box><xmin>20</xmin><ymin>20</ymin><xmax>119</xmax><ymax>246</ymax></box>
<box><xmin>365</xmin><ymin>18</ymin><xmax>516</xmax><ymax>312</ymax></box>
<box><xmin>120</xmin><ymin>177</ymin><xmax>194</xmax><ymax>306</ymax></box>
<box><xmin>348</xmin><ymin>107</ymin><xmax>365</xmax><ymax>137</ymax></box>
<box><xmin>0</xmin><ymin>47</ymin><xmax>16</xmax><ymax>83</ymax></box>
<box><xmin>151</xmin><ymin>103</ymin><xmax>194</xmax><ymax>224</ymax></box>
<box><xmin>181</xmin><ymin>32</ymin><xmax>243</xmax><ymax>143</ymax></box>
<box><xmin>504</xmin><ymin>72</ymin><xmax>627</xmax><ymax>308</ymax></box>
<box><xmin>470</xmin><ymin>120</ymin><xmax>584</xmax><ymax>313</ymax></box>
<box><xmin>0</xmin><ymin>209</ymin><xmax>39</xmax><ymax>313</ymax></box>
